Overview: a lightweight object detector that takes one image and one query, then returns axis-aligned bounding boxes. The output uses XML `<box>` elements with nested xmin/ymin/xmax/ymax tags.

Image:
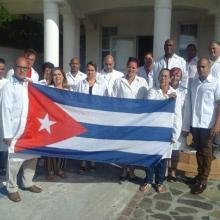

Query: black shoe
<box><xmin>187</xmin><ymin>176</ymin><xmax>200</xmax><ymax>185</ymax></box>
<box><xmin>167</xmin><ymin>175</ymin><xmax>177</xmax><ymax>183</ymax></box>
<box><xmin>191</xmin><ymin>182</ymin><xmax>207</xmax><ymax>194</ymax></box>
<box><xmin>119</xmin><ymin>176</ymin><xmax>127</xmax><ymax>181</ymax></box>
<box><xmin>89</xmin><ymin>166</ymin><xmax>96</xmax><ymax>172</ymax></box>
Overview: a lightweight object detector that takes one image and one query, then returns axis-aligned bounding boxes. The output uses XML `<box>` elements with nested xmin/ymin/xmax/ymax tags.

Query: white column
<box><xmin>75</xmin><ymin>18</ymin><xmax>80</xmax><ymax>58</ymax></box>
<box><xmin>214</xmin><ymin>13</ymin><xmax>220</xmax><ymax>41</ymax></box>
<box><xmin>63</xmin><ymin>14</ymin><xmax>80</xmax><ymax>72</ymax></box>
<box><xmin>44</xmin><ymin>0</ymin><xmax>59</xmax><ymax>66</ymax></box>
<box><xmin>153</xmin><ymin>0</ymin><xmax>172</xmax><ymax>60</ymax></box>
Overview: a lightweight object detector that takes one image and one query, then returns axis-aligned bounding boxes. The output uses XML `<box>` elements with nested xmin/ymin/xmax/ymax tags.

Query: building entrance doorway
<box><xmin>137</xmin><ymin>36</ymin><xmax>153</xmax><ymax>66</ymax></box>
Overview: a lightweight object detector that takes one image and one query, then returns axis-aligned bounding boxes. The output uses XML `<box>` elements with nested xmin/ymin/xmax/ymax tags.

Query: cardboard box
<box><xmin>176</xmin><ymin>152</ymin><xmax>220</xmax><ymax>180</ymax></box>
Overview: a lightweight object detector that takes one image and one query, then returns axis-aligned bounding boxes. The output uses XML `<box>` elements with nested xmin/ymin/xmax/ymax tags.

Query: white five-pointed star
<box><xmin>38</xmin><ymin>113</ymin><xmax>56</xmax><ymax>134</ymax></box>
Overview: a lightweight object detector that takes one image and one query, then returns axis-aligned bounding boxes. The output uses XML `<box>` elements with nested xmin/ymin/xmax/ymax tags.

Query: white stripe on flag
<box><xmin>58</xmin><ymin>103</ymin><xmax>174</xmax><ymax>128</ymax></box>
<box><xmin>47</xmin><ymin>137</ymin><xmax>172</xmax><ymax>159</ymax></box>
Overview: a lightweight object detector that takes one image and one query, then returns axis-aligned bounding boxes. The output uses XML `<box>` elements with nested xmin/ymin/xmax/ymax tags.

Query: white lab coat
<box><xmin>76</xmin><ymin>78</ymin><xmax>108</xmax><ymax>96</ymax></box>
<box><xmin>137</xmin><ymin>65</ymin><xmax>154</xmax><ymax>89</ymax></box>
<box><xmin>154</xmin><ymin>53</ymin><xmax>188</xmax><ymax>89</ymax></box>
<box><xmin>210</xmin><ymin>56</ymin><xmax>220</xmax><ymax>79</ymax></box>
<box><xmin>97</xmin><ymin>69</ymin><xmax>124</xmax><ymax>95</ymax></box>
<box><xmin>147</xmin><ymin>86</ymin><xmax>186</xmax><ymax>150</ymax></box>
<box><xmin>182</xmin><ymin>74</ymin><xmax>220</xmax><ymax>132</ymax></box>
<box><xmin>186</xmin><ymin>56</ymin><xmax>199</xmax><ymax>80</ymax></box>
<box><xmin>66</xmin><ymin>71</ymin><xmax>87</xmax><ymax>89</ymax></box>
<box><xmin>0</xmin><ymin>78</ymin><xmax>8</xmax><ymax>151</ymax></box>
<box><xmin>111</xmin><ymin>75</ymin><xmax>149</xmax><ymax>99</ymax></box>
<box><xmin>0</xmin><ymin>76</ymin><xmax>38</xmax><ymax>161</ymax></box>
<box><xmin>7</xmin><ymin>67</ymin><xmax>39</xmax><ymax>82</ymax></box>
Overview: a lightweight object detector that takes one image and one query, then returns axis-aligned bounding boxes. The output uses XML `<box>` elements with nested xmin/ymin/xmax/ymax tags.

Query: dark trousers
<box><xmin>0</xmin><ymin>151</ymin><xmax>8</xmax><ymax>172</ymax></box>
<box><xmin>145</xmin><ymin>159</ymin><xmax>166</xmax><ymax>184</ymax></box>
<box><xmin>191</xmin><ymin>127</ymin><xmax>213</xmax><ymax>184</ymax></box>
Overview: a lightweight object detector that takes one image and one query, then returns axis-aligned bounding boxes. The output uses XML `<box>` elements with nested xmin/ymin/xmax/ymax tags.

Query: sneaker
<box><xmin>139</xmin><ymin>183</ymin><xmax>152</xmax><ymax>193</ymax></box>
<box><xmin>191</xmin><ymin>182</ymin><xmax>206</xmax><ymax>194</ymax></box>
<box><xmin>156</xmin><ymin>184</ymin><xmax>166</xmax><ymax>193</ymax></box>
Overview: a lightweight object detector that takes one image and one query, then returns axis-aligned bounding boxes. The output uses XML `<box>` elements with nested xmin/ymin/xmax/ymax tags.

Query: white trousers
<box><xmin>7</xmin><ymin>158</ymin><xmax>37</xmax><ymax>193</ymax></box>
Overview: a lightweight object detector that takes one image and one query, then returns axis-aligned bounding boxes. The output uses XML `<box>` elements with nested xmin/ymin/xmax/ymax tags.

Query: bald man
<box><xmin>7</xmin><ymin>49</ymin><xmax>39</xmax><ymax>82</ymax></box>
<box><xmin>182</xmin><ymin>58</ymin><xmax>220</xmax><ymax>194</ymax></box>
<box><xmin>154</xmin><ymin>39</ymin><xmax>188</xmax><ymax>89</ymax></box>
<box><xmin>66</xmin><ymin>57</ymin><xmax>86</xmax><ymax>89</ymax></box>
<box><xmin>98</xmin><ymin>55</ymin><xmax>124</xmax><ymax>95</ymax></box>
<box><xmin>1</xmin><ymin>57</ymin><xmax>42</xmax><ymax>202</ymax></box>
<box><xmin>209</xmin><ymin>41</ymin><xmax>220</xmax><ymax>79</ymax></box>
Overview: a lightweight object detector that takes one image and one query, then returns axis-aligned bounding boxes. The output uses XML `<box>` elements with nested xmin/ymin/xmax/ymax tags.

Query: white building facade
<box><xmin>1</xmin><ymin>0</ymin><xmax>220</xmax><ymax>72</ymax></box>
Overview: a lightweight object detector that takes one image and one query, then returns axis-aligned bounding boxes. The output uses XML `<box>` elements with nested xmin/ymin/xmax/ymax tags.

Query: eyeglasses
<box><xmin>15</xmin><ymin>66</ymin><xmax>28</xmax><ymax>71</ymax></box>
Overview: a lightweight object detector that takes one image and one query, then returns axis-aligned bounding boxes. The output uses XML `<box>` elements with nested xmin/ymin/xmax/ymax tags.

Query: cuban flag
<box><xmin>10</xmin><ymin>83</ymin><xmax>175</xmax><ymax>167</ymax></box>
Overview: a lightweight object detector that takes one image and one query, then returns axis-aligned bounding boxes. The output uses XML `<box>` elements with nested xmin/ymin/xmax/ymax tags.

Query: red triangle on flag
<box><xmin>15</xmin><ymin>83</ymin><xmax>87</xmax><ymax>152</ymax></box>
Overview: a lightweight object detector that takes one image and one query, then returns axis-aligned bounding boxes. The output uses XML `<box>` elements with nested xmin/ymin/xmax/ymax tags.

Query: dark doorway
<box><xmin>137</xmin><ymin>36</ymin><xmax>153</xmax><ymax>66</ymax></box>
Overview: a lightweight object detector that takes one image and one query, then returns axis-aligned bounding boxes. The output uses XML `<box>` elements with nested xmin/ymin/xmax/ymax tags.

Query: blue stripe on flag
<box><xmin>19</xmin><ymin>147</ymin><xmax>163</xmax><ymax>167</ymax></box>
<box><xmin>33</xmin><ymin>83</ymin><xmax>175</xmax><ymax>113</ymax></box>
<box><xmin>80</xmin><ymin>123</ymin><xmax>172</xmax><ymax>142</ymax></box>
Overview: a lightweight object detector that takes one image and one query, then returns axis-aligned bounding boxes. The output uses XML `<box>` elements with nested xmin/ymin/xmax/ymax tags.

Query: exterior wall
<box><xmin>0</xmin><ymin>46</ymin><xmax>43</xmax><ymax>76</ymax></box>
<box><xmin>85</xmin><ymin>8</ymin><xmax>214</xmax><ymax>67</ymax></box>
<box><xmin>0</xmin><ymin>47</ymin><xmax>24</xmax><ymax>72</ymax></box>
<box><xmin>172</xmin><ymin>9</ymin><xmax>214</xmax><ymax>57</ymax></box>
<box><xmin>85</xmin><ymin>20</ymin><xmax>101</xmax><ymax>69</ymax></box>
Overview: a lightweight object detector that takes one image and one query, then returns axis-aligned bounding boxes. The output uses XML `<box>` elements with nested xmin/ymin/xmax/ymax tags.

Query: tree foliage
<box><xmin>0</xmin><ymin>5</ymin><xmax>20</xmax><ymax>27</ymax></box>
<box><xmin>0</xmin><ymin>5</ymin><xmax>44</xmax><ymax>52</ymax></box>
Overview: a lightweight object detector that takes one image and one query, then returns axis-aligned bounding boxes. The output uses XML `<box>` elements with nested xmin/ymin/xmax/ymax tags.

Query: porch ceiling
<box><xmin>0</xmin><ymin>0</ymin><xmax>219</xmax><ymax>16</ymax></box>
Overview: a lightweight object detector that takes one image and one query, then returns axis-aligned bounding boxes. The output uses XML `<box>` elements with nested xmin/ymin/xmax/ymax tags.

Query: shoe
<box><xmin>191</xmin><ymin>182</ymin><xmax>206</xmax><ymax>194</ymax></box>
<box><xmin>119</xmin><ymin>176</ymin><xmax>127</xmax><ymax>181</ymax></box>
<box><xmin>57</xmin><ymin>169</ymin><xmax>65</xmax><ymax>178</ymax></box>
<box><xmin>167</xmin><ymin>175</ymin><xmax>177</xmax><ymax>183</ymax></box>
<box><xmin>89</xmin><ymin>166</ymin><xmax>96</xmax><ymax>172</ymax></box>
<box><xmin>156</xmin><ymin>184</ymin><xmax>166</xmax><ymax>193</ymax></box>
<box><xmin>8</xmin><ymin>192</ymin><xmax>21</xmax><ymax>202</ymax></box>
<box><xmin>47</xmin><ymin>171</ymin><xmax>55</xmax><ymax>181</ymax></box>
<box><xmin>139</xmin><ymin>183</ymin><xmax>152</xmax><ymax>193</ymax></box>
<box><xmin>25</xmin><ymin>185</ymin><xmax>42</xmax><ymax>193</ymax></box>
<box><xmin>79</xmin><ymin>166</ymin><xmax>86</xmax><ymax>174</ymax></box>
<box><xmin>187</xmin><ymin>176</ymin><xmax>200</xmax><ymax>185</ymax></box>
<box><xmin>128</xmin><ymin>172</ymin><xmax>137</xmax><ymax>181</ymax></box>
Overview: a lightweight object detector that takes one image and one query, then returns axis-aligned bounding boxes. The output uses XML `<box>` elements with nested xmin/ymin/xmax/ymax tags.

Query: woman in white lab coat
<box><xmin>111</xmin><ymin>57</ymin><xmax>149</xmax><ymax>181</ymax></box>
<box><xmin>140</xmin><ymin>68</ymin><xmax>179</xmax><ymax>193</ymax></box>
<box><xmin>76</xmin><ymin>61</ymin><xmax>107</xmax><ymax>173</ymax></box>
<box><xmin>38</xmin><ymin>62</ymin><xmax>54</xmax><ymax>86</ymax></box>
<box><xmin>167</xmin><ymin>67</ymin><xmax>187</xmax><ymax>182</ymax></box>
<box><xmin>47</xmin><ymin>67</ymin><xmax>70</xmax><ymax>180</ymax></box>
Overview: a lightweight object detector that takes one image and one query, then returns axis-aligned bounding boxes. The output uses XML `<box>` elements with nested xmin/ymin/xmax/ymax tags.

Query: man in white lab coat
<box><xmin>137</xmin><ymin>52</ymin><xmax>154</xmax><ymax>89</ymax></box>
<box><xmin>7</xmin><ymin>48</ymin><xmax>39</xmax><ymax>82</ymax></box>
<box><xmin>98</xmin><ymin>55</ymin><xmax>124</xmax><ymax>95</ymax></box>
<box><xmin>186</xmin><ymin>44</ymin><xmax>199</xmax><ymax>84</ymax></box>
<box><xmin>66</xmin><ymin>57</ymin><xmax>86</xmax><ymax>89</ymax></box>
<box><xmin>0</xmin><ymin>58</ymin><xmax>8</xmax><ymax>175</ymax></box>
<box><xmin>209</xmin><ymin>41</ymin><xmax>220</xmax><ymax>79</ymax></box>
<box><xmin>1</xmin><ymin>57</ymin><xmax>42</xmax><ymax>202</ymax></box>
<box><xmin>154</xmin><ymin>39</ymin><xmax>188</xmax><ymax>89</ymax></box>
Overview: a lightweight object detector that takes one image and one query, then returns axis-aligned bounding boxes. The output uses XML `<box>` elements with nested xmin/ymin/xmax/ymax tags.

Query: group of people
<box><xmin>0</xmin><ymin>39</ymin><xmax>220</xmax><ymax>202</ymax></box>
